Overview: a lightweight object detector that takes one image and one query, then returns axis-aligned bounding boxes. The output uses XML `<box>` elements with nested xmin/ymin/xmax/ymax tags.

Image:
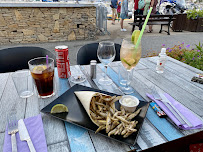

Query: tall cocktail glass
<box><xmin>120</xmin><ymin>38</ymin><xmax>142</xmax><ymax>94</ymax></box>
<box><xmin>28</xmin><ymin>57</ymin><xmax>55</xmax><ymax>98</ymax></box>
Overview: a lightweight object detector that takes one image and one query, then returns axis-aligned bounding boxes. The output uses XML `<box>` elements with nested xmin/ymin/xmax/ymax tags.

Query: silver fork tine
<box><xmin>7</xmin><ymin>113</ymin><xmax>18</xmax><ymax>152</ymax></box>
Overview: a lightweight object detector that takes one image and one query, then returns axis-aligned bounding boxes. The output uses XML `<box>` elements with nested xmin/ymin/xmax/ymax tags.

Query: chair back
<box><xmin>77</xmin><ymin>43</ymin><xmax>121</xmax><ymax>65</ymax></box>
<box><xmin>0</xmin><ymin>46</ymin><xmax>56</xmax><ymax>73</ymax></box>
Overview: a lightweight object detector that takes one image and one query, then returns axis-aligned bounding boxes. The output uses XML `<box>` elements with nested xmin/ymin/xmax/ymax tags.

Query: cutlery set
<box><xmin>151</xmin><ymin>88</ymin><xmax>193</xmax><ymax>127</ymax></box>
<box><xmin>8</xmin><ymin>116</ymin><xmax>36</xmax><ymax>152</ymax></box>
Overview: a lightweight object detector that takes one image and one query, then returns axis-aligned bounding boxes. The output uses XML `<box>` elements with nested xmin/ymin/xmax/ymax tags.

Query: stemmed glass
<box><xmin>97</xmin><ymin>41</ymin><xmax>116</xmax><ymax>85</ymax></box>
<box><xmin>120</xmin><ymin>38</ymin><xmax>142</xmax><ymax>94</ymax></box>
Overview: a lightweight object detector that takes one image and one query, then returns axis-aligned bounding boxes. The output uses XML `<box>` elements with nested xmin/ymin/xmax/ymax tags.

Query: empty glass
<box><xmin>12</xmin><ymin>70</ymin><xmax>34</xmax><ymax>98</ymax></box>
<box><xmin>97</xmin><ymin>41</ymin><xmax>116</xmax><ymax>85</ymax></box>
<box><xmin>118</xmin><ymin>62</ymin><xmax>133</xmax><ymax>88</ymax></box>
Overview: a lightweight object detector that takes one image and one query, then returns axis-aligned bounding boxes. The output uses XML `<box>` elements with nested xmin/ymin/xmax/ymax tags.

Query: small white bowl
<box><xmin>119</xmin><ymin>95</ymin><xmax>140</xmax><ymax>113</ymax></box>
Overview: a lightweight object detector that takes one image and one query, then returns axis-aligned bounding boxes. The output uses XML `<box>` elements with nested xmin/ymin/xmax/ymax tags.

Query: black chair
<box><xmin>77</xmin><ymin>43</ymin><xmax>121</xmax><ymax>65</ymax></box>
<box><xmin>0</xmin><ymin>46</ymin><xmax>56</xmax><ymax>73</ymax></box>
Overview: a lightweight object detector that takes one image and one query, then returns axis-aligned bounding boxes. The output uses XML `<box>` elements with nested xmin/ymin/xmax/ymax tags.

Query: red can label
<box><xmin>55</xmin><ymin>45</ymin><xmax>71</xmax><ymax>78</ymax></box>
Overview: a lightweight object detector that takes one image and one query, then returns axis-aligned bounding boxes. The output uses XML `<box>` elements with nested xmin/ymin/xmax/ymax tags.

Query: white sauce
<box><xmin>121</xmin><ymin>97</ymin><xmax>137</xmax><ymax>107</ymax></box>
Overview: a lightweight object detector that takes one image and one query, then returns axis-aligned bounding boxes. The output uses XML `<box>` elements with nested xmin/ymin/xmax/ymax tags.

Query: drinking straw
<box><xmin>46</xmin><ymin>55</ymin><xmax>49</xmax><ymax>68</ymax></box>
<box><xmin>135</xmin><ymin>7</ymin><xmax>153</xmax><ymax>49</ymax></box>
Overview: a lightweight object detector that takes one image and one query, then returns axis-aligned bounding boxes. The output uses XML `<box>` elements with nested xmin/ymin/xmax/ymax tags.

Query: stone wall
<box><xmin>0</xmin><ymin>7</ymin><xmax>96</xmax><ymax>44</ymax></box>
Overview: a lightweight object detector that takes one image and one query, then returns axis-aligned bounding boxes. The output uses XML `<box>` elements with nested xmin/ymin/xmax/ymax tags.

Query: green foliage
<box><xmin>186</xmin><ymin>9</ymin><xmax>203</xmax><ymax>19</ymax></box>
<box><xmin>166</xmin><ymin>42</ymin><xmax>203</xmax><ymax>71</ymax></box>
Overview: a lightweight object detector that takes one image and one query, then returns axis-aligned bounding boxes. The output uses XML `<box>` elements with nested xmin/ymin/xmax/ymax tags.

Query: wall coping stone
<box><xmin>0</xmin><ymin>2</ymin><xmax>99</xmax><ymax>8</ymax></box>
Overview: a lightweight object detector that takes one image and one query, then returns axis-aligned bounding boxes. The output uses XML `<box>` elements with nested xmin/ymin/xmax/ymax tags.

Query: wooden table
<box><xmin>0</xmin><ymin>56</ymin><xmax>203</xmax><ymax>152</ymax></box>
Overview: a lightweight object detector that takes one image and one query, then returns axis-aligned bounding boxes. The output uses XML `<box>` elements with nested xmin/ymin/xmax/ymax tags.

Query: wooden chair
<box><xmin>77</xmin><ymin>43</ymin><xmax>121</xmax><ymax>65</ymax></box>
<box><xmin>0</xmin><ymin>46</ymin><xmax>56</xmax><ymax>73</ymax></box>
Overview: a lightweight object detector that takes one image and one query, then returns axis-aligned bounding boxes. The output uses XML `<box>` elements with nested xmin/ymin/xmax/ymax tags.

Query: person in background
<box><xmin>111</xmin><ymin>0</ymin><xmax>118</xmax><ymax>25</ymax></box>
<box><xmin>117</xmin><ymin>1</ymin><xmax>121</xmax><ymax>22</ymax></box>
<box><xmin>120</xmin><ymin>0</ymin><xmax>128</xmax><ymax>31</ymax></box>
<box><xmin>144</xmin><ymin>0</ymin><xmax>158</xmax><ymax>32</ymax></box>
<box><xmin>134</xmin><ymin>0</ymin><xmax>144</xmax><ymax>16</ymax></box>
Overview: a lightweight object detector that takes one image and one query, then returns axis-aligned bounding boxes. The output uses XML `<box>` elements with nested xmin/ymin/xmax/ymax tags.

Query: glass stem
<box><xmin>104</xmin><ymin>65</ymin><xmax>108</xmax><ymax>80</ymax></box>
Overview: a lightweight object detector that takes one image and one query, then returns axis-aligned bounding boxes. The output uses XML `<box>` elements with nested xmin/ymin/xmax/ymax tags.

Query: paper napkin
<box><xmin>3</xmin><ymin>114</ymin><xmax>48</xmax><ymax>152</ymax></box>
<box><xmin>147</xmin><ymin>93</ymin><xmax>203</xmax><ymax>130</ymax></box>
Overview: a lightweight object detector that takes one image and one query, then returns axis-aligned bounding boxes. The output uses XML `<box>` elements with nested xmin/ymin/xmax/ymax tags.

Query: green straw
<box><xmin>135</xmin><ymin>7</ymin><xmax>153</xmax><ymax>49</ymax></box>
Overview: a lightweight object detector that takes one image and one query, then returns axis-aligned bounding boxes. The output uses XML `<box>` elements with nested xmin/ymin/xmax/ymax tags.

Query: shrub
<box><xmin>186</xmin><ymin>9</ymin><xmax>203</xmax><ymax>19</ymax></box>
<box><xmin>166</xmin><ymin>42</ymin><xmax>203</xmax><ymax>71</ymax></box>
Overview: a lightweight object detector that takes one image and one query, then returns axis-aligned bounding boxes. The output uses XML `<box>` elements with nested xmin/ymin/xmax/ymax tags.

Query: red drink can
<box><xmin>55</xmin><ymin>45</ymin><xmax>71</xmax><ymax>78</ymax></box>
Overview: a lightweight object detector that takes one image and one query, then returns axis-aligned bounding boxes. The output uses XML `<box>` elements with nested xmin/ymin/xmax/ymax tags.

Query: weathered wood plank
<box><xmin>0</xmin><ymin>132</ymin><xmax>5</xmax><ymax>152</ymax></box>
<box><xmin>25</xmin><ymin>95</ymin><xmax>40</xmax><ymax>118</ymax></box>
<box><xmin>89</xmin><ymin>131</ymin><xmax>131</xmax><ymax>152</ymax></box>
<box><xmin>139</xmin><ymin>59</ymin><xmax>203</xmax><ymax>117</ymax></box>
<box><xmin>47</xmin><ymin>141</ymin><xmax>70</xmax><ymax>152</ymax></box>
<box><xmin>0</xmin><ymin>74</ymin><xmax>26</xmax><ymax>132</ymax></box>
<box><xmin>167</xmin><ymin>56</ymin><xmax>203</xmax><ymax>73</ymax></box>
<box><xmin>137</xmin><ymin>119</ymin><xmax>167</xmax><ymax>150</ymax></box>
<box><xmin>136</xmin><ymin>136</ymin><xmax>148</xmax><ymax>150</ymax></box>
<box><xmin>65</xmin><ymin>123</ymin><xmax>95</xmax><ymax>152</ymax></box>
<box><xmin>141</xmin><ymin>57</ymin><xmax>203</xmax><ymax>100</ymax></box>
<box><xmin>146</xmin><ymin>107</ymin><xmax>183</xmax><ymax>140</ymax></box>
<box><xmin>0</xmin><ymin>73</ymin><xmax>9</xmax><ymax>99</ymax></box>
<box><xmin>130</xmin><ymin>118</ymin><xmax>169</xmax><ymax>151</ymax></box>
<box><xmin>42</xmin><ymin>114</ymin><xmax>68</xmax><ymax>145</ymax></box>
<box><xmin>148</xmin><ymin>56</ymin><xmax>203</xmax><ymax>89</ymax></box>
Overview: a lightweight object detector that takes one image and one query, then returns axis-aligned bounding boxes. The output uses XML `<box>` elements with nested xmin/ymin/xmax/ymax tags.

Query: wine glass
<box><xmin>97</xmin><ymin>41</ymin><xmax>116</xmax><ymax>85</ymax></box>
<box><xmin>120</xmin><ymin>38</ymin><xmax>142</xmax><ymax>94</ymax></box>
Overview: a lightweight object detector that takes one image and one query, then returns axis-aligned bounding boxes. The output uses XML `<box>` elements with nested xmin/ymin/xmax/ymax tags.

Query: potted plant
<box><xmin>185</xmin><ymin>9</ymin><xmax>203</xmax><ymax>32</ymax></box>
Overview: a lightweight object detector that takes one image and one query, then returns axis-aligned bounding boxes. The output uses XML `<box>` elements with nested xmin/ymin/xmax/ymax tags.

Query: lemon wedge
<box><xmin>121</xmin><ymin>58</ymin><xmax>136</xmax><ymax>66</ymax></box>
<box><xmin>32</xmin><ymin>65</ymin><xmax>47</xmax><ymax>74</ymax></box>
<box><xmin>131</xmin><ymin>30</ymin><xmax>140</xmax><ymax>45</ymax></box>
<box><xmin>125</xmin><ymin>58</ymin><xmax>135</xmax><ymax>65</ymax></box>
<box><xmin>51</xmin><ymin>104</ymin><xmax>68</xmax><ymax>114</ymax></box>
